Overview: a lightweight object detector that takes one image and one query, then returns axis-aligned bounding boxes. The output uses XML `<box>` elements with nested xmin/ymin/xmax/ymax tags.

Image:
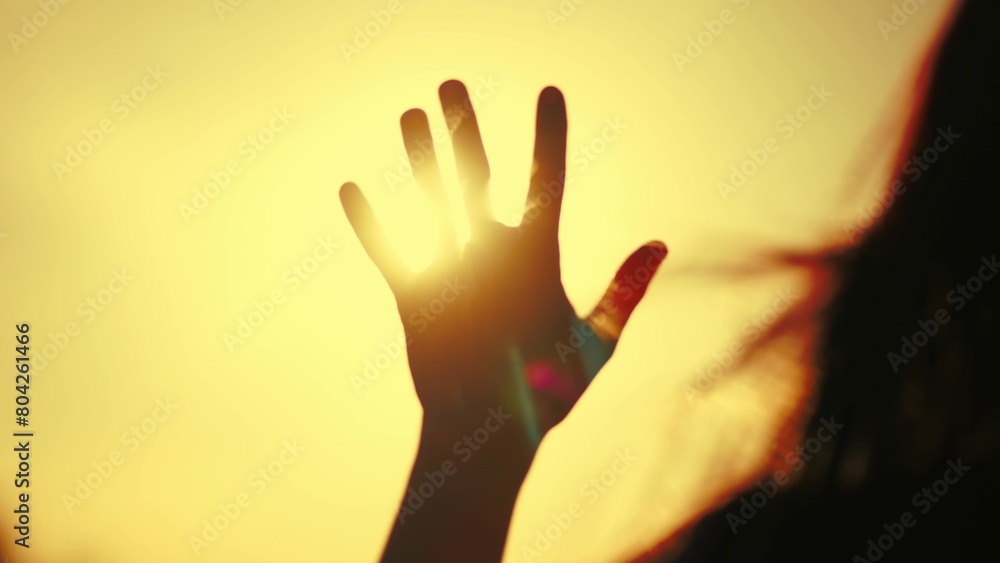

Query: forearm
<box><xmin>381</xmin><ymin>409</ymin><xmax>536</xmax><ymax>563</ymax></box>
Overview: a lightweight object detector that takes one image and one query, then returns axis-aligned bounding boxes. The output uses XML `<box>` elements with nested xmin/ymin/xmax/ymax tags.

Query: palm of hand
<box><xmin>341</xmin><ymin>80</ymin><xmax>666</xmax><ymax>439</ymax></box>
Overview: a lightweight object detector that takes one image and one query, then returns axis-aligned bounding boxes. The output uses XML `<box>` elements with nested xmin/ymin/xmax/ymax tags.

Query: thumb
<box><xmin>586</xmin><ymin>241</ymin><xmax>668</xmax><ymax>342</ymax></box>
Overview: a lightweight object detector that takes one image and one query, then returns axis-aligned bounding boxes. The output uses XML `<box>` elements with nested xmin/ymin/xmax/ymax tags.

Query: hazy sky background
<box><xmin>0</xmin><ymin>0</ymin><xmax>955</xmax><ymax>560</ymax></box>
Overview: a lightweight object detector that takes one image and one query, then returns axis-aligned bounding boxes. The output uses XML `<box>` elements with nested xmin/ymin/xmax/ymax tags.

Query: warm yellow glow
<box><xmin>0</xmin><ymin>0</ymin><xmax>954</xmax><ymax>561</ymax></box>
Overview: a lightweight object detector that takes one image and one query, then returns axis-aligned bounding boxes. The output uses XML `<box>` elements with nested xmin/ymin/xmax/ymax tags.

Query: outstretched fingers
<box><xmin>524</xmin><ymin>86</ymin><xmax>568</xmax><ymax>247</ymax></box>
<box><xmin>586</xmin><ymin>241</ymin><xmax>668</xmax><ymax>342</ymax></box>
<box><xmin>339</xmin><ymin>182</ymin><xmax>409</xmax><ymax>292</ymax></box>
<box><xmin>400</xmin><ymin>108</ymin><xmax>456</xmax><ymax>255</ymax></box>
<box><xmin>439</xmin><ymin>79</ymin><xmax>492</xmax><ymax>232</ymax></box>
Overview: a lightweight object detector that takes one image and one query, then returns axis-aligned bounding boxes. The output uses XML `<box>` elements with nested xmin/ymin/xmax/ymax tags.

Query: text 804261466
<box><xmin>13</xmin><ymin>323</ymin><xmax>33</xmax><ymax>549</ymax></box>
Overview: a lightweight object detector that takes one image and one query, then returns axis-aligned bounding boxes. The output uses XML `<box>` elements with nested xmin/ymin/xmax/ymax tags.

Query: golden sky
<box><xmin>0</xmin><ymin>0</ymin><xmax>955</xmax><ymax>561</ymax></box>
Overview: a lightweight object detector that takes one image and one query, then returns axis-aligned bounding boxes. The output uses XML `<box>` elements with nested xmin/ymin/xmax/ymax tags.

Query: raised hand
<box><xmin>340</xmin><ymin>80</ymin><xmax>666</xmax><ymax>562</ymax></box>
<box><xmin>341</xmin><ymin>80</ymin><xmax>666</xmax><ymax>440</ymax></box>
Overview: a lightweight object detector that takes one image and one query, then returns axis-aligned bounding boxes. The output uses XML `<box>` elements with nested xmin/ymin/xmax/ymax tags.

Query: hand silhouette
<box><xmin>341</xmin><ymin>80</ymin><xmax>667</xmax><ymax>439</ymax></box>
<box><xmin>340</xmin><ymin>80</ymin><xmax>667</xmax><ymax>562</ymax></box>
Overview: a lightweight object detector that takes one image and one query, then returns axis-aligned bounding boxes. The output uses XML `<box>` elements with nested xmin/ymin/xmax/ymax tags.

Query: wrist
<box><xmin>382</xmin><ymin>407</ymin><xmax>536</xmax><ymax>562</ymax></box>
<box><xmin>413</xmin><ymin>405</ymin><xmax>536</xmax><ymax>488</ymax></box>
